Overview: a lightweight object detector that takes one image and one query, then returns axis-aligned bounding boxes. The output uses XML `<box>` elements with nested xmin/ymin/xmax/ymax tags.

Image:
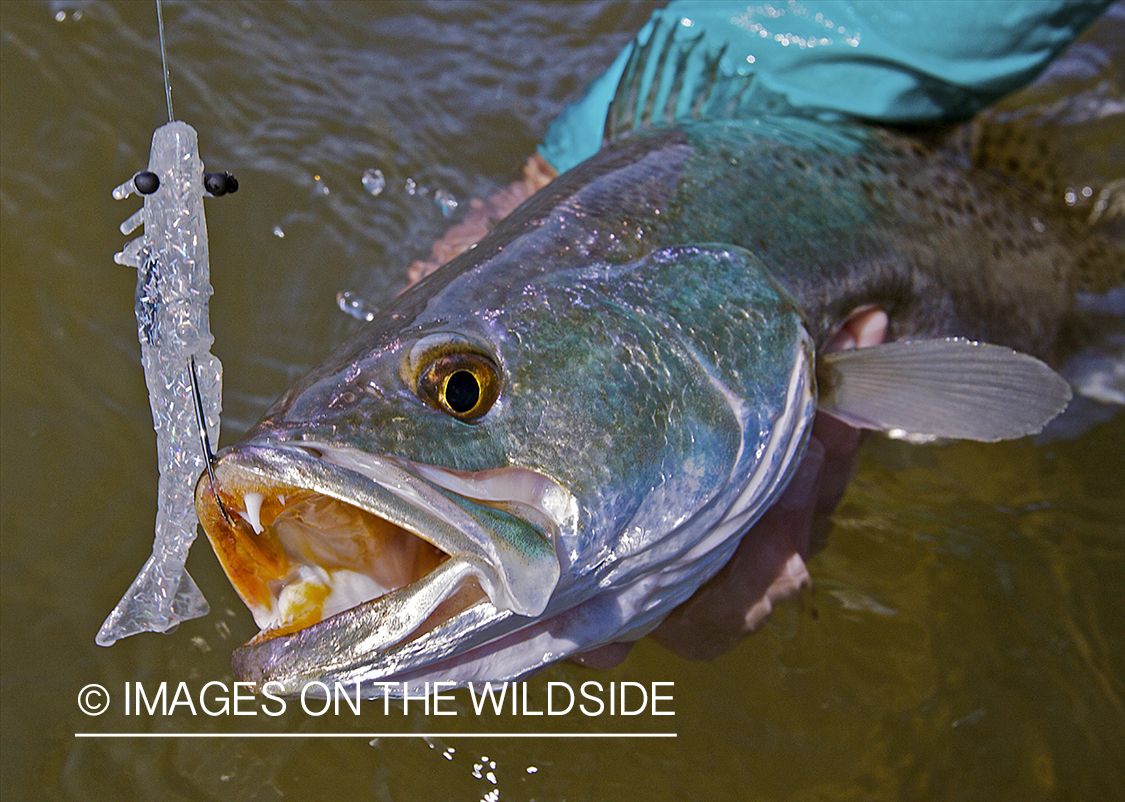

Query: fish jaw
<box><xmin>194</xmin><ymin>440</ymin><xmax>568</xmax><ymax>674</ymax></box>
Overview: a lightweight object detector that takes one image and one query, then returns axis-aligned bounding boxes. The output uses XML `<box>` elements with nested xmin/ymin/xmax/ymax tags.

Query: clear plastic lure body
<box><xmin>96</xmin><ymin>121</ymin><xmax>221</xmax><ymax>646</ymax></box>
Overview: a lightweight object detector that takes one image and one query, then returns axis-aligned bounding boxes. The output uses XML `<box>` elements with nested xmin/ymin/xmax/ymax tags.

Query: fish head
<box><xmin>196</xmin><ymin>243</ymin><xmax>815</xmax><ymax>694</ymax></box>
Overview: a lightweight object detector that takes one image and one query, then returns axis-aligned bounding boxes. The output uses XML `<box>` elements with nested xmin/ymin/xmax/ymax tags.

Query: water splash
<box><xmin>362</xmin><ymin>168</ymin><xmax>386</xmax><ymax>196</ymax></box>
<box><xmin>336</xmin><ymin>290</ymin><xmax>376</xmax><ymax>322</ymax></box>
<box><xmin>435</xmin><ymin>188</ymin><xmax>459</xmax><ymax>217</ymax></box>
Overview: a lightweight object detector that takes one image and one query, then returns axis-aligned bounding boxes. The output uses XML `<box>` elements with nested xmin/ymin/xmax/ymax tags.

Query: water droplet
<box><xmin>435</xmin><ymin>188</ymin><xmax>458</xmax><ymax>217</ymax></box>
<box><xmin>337</xmin><ymin>290</ymin><xmax>376</xmax><ymax>322</ymax></box>
<box><xmin>55</xmin><ymin>10</ymin><xmax>66</xmax><ymax>22</ymax></box>
<box><xmin>362</xmin><ymin>168</ymin><xmax>386</xmax><ymax>196</ymax></box>
<box><xmin>952</xmin><ymin>707</ymin><xmax>987</xmax><ymax>728</ymax></box>
<box><xmin>526</xmin><ymin>766</ymin><xmax>538</xmax><ymax>774</ymax></box>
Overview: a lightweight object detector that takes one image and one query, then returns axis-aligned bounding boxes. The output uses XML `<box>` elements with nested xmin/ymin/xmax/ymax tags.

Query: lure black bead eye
<box><xmin>204</xmin><ymin>171</ymin><xmax>239</xmax><ymax>196</ymax></box>
<box><xmin>417</xmin><ymin>352</ymin><xmax>501</xmax><ymax>422</ymax></box>
<box><xmin>133</xmin><ymin>171</ymin><xmax>160</xmax><ymax>194</ymax></box>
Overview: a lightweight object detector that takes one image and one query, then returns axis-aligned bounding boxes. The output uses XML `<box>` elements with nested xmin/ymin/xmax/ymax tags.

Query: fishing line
<box><xmin>156</xmin><ymin>0</ymin><xmax>173</xmax><ymax>123</ymax></box>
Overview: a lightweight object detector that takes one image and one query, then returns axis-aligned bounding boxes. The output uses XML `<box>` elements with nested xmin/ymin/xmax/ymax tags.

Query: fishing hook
<box><xmin>190</xmin><ymin>354</ymin><xmax>233</xmax><ymax>526</ymax></box>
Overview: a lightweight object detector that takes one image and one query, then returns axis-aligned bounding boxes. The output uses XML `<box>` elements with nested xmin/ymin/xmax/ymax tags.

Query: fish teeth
<box><xmin>242</xmin><ymin>492</ymin><xmax>265</xmax><ymax>534</ymax></box>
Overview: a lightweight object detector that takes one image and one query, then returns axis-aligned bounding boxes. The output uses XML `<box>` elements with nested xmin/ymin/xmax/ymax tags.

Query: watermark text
<box><xmin>78</xmin><ymin>680</ymin><xmax>675</xmax><ymax>719</ymax></box>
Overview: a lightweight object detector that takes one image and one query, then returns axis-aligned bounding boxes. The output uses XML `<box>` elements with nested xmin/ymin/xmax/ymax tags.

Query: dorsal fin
<box><xmin>604</xmin><ymin>16</ymin><xmax>750</xmax><ymax>143</ymax></box>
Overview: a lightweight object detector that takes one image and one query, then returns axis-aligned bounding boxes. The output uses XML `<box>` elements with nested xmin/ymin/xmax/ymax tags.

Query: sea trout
<box><xmin>195</xmin><ymin>27</ymin><xmax>1122</xmax><ymax>696</ymax></box>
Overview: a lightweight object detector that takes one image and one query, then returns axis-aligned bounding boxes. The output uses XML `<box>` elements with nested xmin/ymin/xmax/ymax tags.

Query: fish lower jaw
<box><xmin>246</xmin><ymin>558</ymin><xmax>491</xmax><ymax>649</ymax></box>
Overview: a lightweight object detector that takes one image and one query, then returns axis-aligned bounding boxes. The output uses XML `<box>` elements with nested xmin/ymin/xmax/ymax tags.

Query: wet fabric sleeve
<box><xmin>539</xmin><ymin>0</ymin><xmax>1111</xmax><ymax>174</ymax></box>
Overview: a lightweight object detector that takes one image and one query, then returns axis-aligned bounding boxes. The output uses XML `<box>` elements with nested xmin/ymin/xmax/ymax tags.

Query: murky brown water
<box><xmin>2</xmin><ymin>2</ymin><xmax>1122</xmax><ymax>800</ymax></box>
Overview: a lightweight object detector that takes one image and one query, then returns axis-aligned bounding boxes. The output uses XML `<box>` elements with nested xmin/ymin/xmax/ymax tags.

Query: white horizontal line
<box><xmin>75</xmin><ymin>732</ymin><xmax>676</xmax><ymax>739</ymax></box>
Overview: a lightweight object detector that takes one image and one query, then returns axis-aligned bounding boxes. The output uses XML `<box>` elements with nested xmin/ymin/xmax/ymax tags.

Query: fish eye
<box><xmin>416</xmin><ymin>352</ymin><xmax>501</xmax><ymax>422</ymax></box>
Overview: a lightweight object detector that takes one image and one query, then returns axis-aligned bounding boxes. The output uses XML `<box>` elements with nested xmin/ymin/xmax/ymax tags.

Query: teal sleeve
<box><xmin>539</xmin><ymin>0</ymin><xmax>1111</xmax><ymax>174</ymax></box>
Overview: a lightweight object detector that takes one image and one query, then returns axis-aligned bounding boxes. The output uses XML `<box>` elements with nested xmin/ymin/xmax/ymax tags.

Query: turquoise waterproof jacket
<box><xmin>540</xmin><ymin>0</ymin><xmax>1110</xmax><ymax>173</ymax></box>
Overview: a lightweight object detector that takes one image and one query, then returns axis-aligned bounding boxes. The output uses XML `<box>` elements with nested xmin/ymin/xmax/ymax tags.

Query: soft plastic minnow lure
<box><xmin>96</xmin><ymin>120</ymin><xmax>225</xmax><ymax>646</ymax></box>
<box><xmin>95</xmin><ymin>0</ymin><xmax>236</xmax><ymax>644</ymax></box>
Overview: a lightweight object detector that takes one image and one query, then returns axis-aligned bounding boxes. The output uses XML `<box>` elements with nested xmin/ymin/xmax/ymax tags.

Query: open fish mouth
<box><xmin>194</xmin><ymin>441</ymin><xmax>567</xmax><ymax>661</ymax></box>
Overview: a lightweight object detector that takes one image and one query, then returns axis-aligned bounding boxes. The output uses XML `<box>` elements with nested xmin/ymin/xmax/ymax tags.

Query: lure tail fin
<box><xmin>96</xmin><ymin>560</ymin><xmax>209</xmax><ymax>646</ymax></box>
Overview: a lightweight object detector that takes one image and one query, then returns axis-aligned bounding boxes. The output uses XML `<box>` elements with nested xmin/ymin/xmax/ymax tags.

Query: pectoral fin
<box><xmin>817</xmin><ymin>338</ymin><xmax>1072</xmax><ymax>442</ymax></box>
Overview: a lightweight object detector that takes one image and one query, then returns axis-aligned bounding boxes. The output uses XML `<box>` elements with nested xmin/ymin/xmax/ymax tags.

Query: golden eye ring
<box><xmin>417</xmin><ymin>352</ymin><xmax>501</xmax><ymax>422</ymax></box>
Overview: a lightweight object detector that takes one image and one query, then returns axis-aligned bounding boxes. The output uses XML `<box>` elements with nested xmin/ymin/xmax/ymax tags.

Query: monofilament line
<box><xmin>156</xmin><ymin>0</ymin><xmax>173</xmax><ymax>122</ymax></box>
